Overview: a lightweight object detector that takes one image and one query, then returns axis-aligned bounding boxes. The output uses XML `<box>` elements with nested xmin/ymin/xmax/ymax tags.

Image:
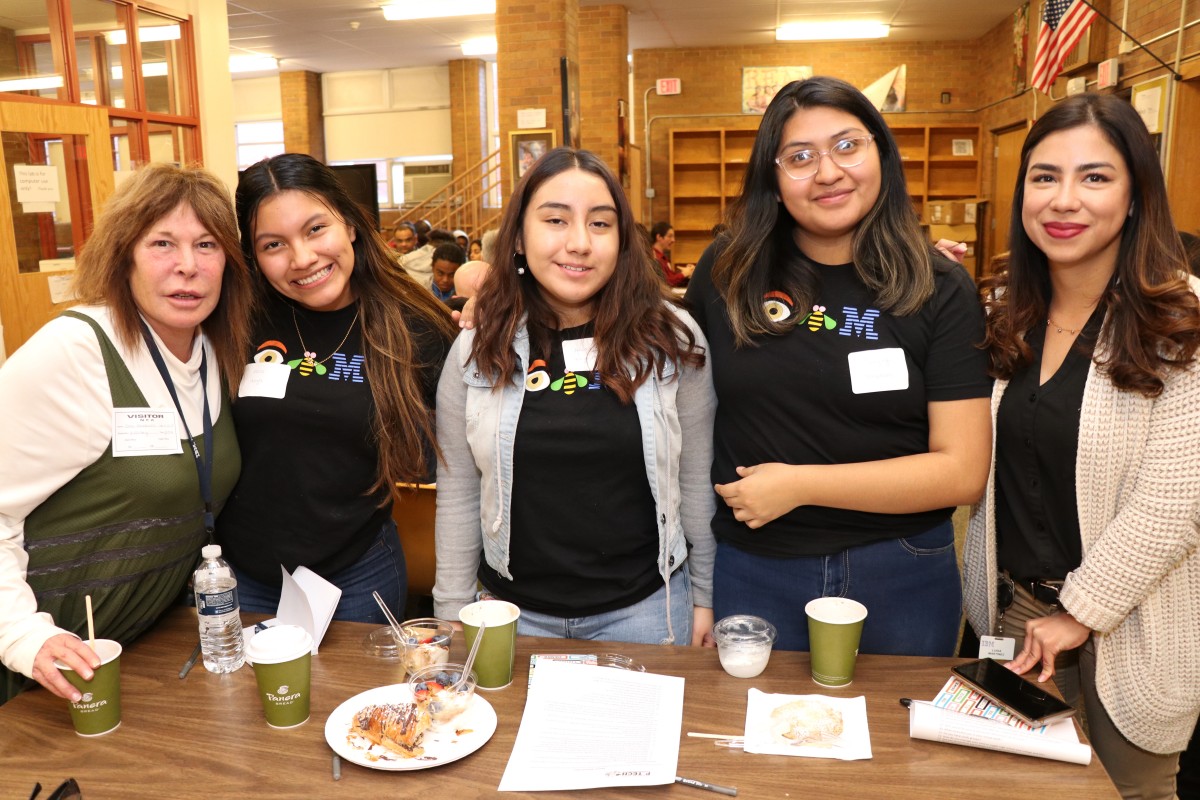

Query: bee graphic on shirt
<box><xmin>801</xmin><ymin>305</ymin><xmax>837</xmax><ymax>332</ymax></box>
<box><xmin>288</xmin><ymin>351</ymin><xmax>327</xmax><ymax>377</ymax></box>
<box><xmin>526</xmin><ymin>359</ymin><xmax>551</xmax><ymax>391</ymax></box>
<box><xmin>762</xmin><ymin>290</ymin><xmax>795</xmax><ymax>323</ymax></box>
<box><xmin>551</xmin><ymin>370</ymin><xmax>589</xmax><ymax>395</ymax></box>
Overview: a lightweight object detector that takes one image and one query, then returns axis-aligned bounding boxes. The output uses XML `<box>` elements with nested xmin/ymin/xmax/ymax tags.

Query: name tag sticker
<box><xmin>847</xmin><ymin>347</ymin><xmax>909</xmax><ymax>394</ymax></box>
<box><xmin>561</xmin><ymin>337</ymin><xmax>598</xmax><ymax>373</ymax></box>
<box><xmin>112</xmin><ymin>408</ymin><xmax>183</xmax><ymax>457</ymax></box>
<box><xmin>238</xmin><ymin>362</ymin><xmax>291</xmax><ymax>399</ymax></box>
<box><xmin>979</xmin><ymin>635</ymin><xmax>1017</xmax><ymax>661</ymax></box>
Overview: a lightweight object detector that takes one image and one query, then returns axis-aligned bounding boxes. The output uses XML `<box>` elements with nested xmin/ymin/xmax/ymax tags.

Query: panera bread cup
<box><xmin>459</xmin><ymin>601</ymin><xmax>520</xmax><ymax>690</ymax></box>
<box><xmin>246</xmin><ymin>625</ymin><xmax>314</xmax><ymax>728</ymax></box>
<box><xmin>56</xmin><ymin>638</ymin><xmax>123</xmax><ymax>736</ymax></box>
<box><xmin>805</xmin><ymin>597</ymin><xmax>868</xmax><ymax>687</ymax></box>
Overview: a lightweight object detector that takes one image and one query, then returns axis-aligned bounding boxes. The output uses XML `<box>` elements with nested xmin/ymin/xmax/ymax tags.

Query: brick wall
<box><xmin>496</xmin><ymin>0</ymin><xmax>579</xmax><ymax>198</ymax></box>
<box><xmin>635</xmin><ymin>39</ymin><xmax>990</xmax><ymax>225</ymax></box>
<box><xmin>578</xmin><ymin>5</ymin><xmax>627</xmax><ymax>175</ymax></box>
<box><xmin>280</xmin><ymin>70</ymin><xmax>325</xmax><ymax>161</ymax></box>
<box><xmin>448</xmin><ymin>58</ymin><xmax>488</xmax><ymax>180</ymax></box>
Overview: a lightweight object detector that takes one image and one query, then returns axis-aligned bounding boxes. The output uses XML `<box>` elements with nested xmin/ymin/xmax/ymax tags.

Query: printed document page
<box><xmin>498</xmin><ymin>659</ymin><xmax>683</xmax><ymax>791</ymax></box>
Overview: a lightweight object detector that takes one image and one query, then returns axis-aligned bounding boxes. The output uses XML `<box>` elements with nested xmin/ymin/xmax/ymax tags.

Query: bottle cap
<box><xmin>201</xmin><ymin>544</ymin><xmax>222</xmax><ymax>559</ymax></box>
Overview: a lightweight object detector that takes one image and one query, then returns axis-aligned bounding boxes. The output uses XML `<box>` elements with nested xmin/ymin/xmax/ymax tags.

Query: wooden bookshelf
<box><xmin>667</xmin><ymin>123</ymin><xmax>982</xmax><ymax>266</ymax></box>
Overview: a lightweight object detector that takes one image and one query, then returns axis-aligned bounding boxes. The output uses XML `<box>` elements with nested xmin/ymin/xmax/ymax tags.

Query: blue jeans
<box><xmin>232</xmin><ymin>519</ymin><xmax>407</xmax><ymax>625</ymax></box>
<box><xmin>515</xmin><ymin>567</ymin><xmax>693</xmax><ymax>645</ymax></box>
<box><xmin>712</xmin><ymin>520</ymin><xmax>961</xmax><ymax>656</ymax></box>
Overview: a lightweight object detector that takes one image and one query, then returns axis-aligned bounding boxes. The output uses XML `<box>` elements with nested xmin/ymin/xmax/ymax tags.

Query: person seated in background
<box><xmin>453</xmin><ymin>260</ymin><xmax>489</xmax><ymax>304</ymax></box>
<box><xmin>388</xmin><ymin>221</ymin><xmax>418</xmax><ymax>254</ymax></box>
<box><xmin>651</xmin><ymin>221</ymin><xmax>693</xmax><ymax>288</ymax></box>
<box><xmin>452</xmin><ymin>229</ymin><xmax>470</xmax><ymax>251</ymax></box>
<box><xmin>415</xmin><ymin>219</ymin><xmax>432</xmax><ymax>248</ymax></box>
<box><xmin>479</xmin><ymin>229</ymin><xmax>499</xmax><ymax>264</ymax></box>
<box><xmin>431</xmin><ymin>242</ymin><xmax>466</xmax><ymax>304</ymax></box>
<box><xmin>400</xmin><ymin>227</ymin><xmax>455</xmax><ymax>288</ymax></box>
<box><xmin>468</xmin><ymin>238</ymin><xmax>483</xmax><ymax>261</ymax></box>
<box><xmin>0</xmin><ymin>163</ymin><xmax>254</xmax><ymax>704</ymax></box>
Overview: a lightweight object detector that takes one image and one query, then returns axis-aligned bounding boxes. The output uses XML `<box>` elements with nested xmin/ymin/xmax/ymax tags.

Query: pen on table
<box><xmin>178</xmin><ymin>641</ymin><xmax>202</xmax><ymax>679</ymax></box>
<box><xmin>332</xmin><ymin>754</ymin><xmax>341</xmax><ymax>781</ymax></box>
<box><xmin>675</xmin><ymin>776</ymin><xmax>737</xmax><ymax>796</ymax></box>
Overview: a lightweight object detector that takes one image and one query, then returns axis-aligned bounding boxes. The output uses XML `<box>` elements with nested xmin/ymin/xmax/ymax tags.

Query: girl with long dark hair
<box><xmin>964</xmin><ymin>93</ymin><xmax>1200</xmax><ymax>800</ymax></box>
<box><xmin>685</xmin><ymin>76</ymin><xmax>993</xmax><ymax>656</ymax></box>
<box><xmin>434</xmin><ymin>148</ymin><xmax>716</xmax><ymax>645</ymax></box>
<box><xmin>219</xmin><ymin>154</ymin><xmax>455</xmax><ymax>622</ymax></box>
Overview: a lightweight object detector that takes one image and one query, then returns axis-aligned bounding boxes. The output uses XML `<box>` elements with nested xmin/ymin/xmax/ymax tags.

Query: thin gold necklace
<box><xmin>291</xmin><ymin>305</ymin><xmax>360</xmax><ymax>364</ymax></box>
<box><xmin>1046</xmin><ymin>317</ymin><xmax>1083</xmax><ymax>335</ymax></box>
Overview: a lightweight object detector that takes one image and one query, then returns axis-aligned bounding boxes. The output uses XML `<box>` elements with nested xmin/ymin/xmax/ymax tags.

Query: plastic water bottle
<box><xmin>193</xmin><ymin>544</ymin><xmax>245</xmax><ymax>673</ymax></box>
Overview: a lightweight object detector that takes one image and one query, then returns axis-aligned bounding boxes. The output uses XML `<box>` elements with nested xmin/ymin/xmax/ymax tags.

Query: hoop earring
<box><xmin>515</xmin><ymin>253</ymin><xmax>527</xmax><ymax>275</ymax></box>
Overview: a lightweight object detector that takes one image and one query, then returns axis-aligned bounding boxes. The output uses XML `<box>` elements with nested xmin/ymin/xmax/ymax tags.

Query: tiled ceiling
<box><xmin>223</xmin><ymin>0</ymin><xmax>1028</xmax><ymax>76</ymax></box>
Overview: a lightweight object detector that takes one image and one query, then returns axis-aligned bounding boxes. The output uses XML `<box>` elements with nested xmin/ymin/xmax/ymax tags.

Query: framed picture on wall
<box><xmin>741</xmin><ymin>66</ymin><xmax>813</xmax><ymax>114</ymax></box>
<box><xmin>510</xmin><ymin>129</ymin><xmax>556</xmax><ymax>180</ymax></box>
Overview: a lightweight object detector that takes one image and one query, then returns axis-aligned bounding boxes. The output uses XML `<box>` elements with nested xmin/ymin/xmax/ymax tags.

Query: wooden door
<box><xmin>987</xmin><ymin>123</ymin><xmax>1029</xmax><ymax>273</ymax></box>
<box><xmin>0</xmin><ymin>100</ymin><xmax>114</xmax><ymax>359</ymax></box>
<box><xmin>1167</xmin><ymin>66</ymin><xmax>1200</xmax><ymax>233</ymax></box>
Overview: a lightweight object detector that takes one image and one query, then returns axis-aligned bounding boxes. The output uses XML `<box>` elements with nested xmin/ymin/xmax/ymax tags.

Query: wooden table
<box><xmin>0</xmin><ymin>608</ymin><xmax>1118</xmax><ymax>799</ymax></box>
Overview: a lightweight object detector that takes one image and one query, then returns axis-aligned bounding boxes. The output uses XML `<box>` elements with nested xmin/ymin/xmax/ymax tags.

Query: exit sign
<box><xmin>656</xmin><ymin>78</ymin><xmax>681</xmax><ymax>95</ymax></box>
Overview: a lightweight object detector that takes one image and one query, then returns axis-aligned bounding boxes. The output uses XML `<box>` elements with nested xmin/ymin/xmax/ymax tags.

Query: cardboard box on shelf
<box><xmin>924</xmin><ymin>198</ymin><xmax>986</xmax><ymax>226</ymax></box>
<box><xmin>929</xmin><ymin>223</ymin><xmax>978</xmax><ymax>243</ymax></box>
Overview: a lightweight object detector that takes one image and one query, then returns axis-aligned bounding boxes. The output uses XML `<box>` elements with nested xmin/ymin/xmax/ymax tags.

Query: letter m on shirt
<box><xmin>839</xmin><ymin>307</ymin><xmax>880</xmax><ymax>340</ymax></box>
<box><xmin>327</xmin><ymin>353</ymin><xmax>366</xmax><ymax>382</ymax></box>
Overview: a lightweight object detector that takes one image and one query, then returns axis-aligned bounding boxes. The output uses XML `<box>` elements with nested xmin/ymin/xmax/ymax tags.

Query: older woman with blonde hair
<box><xmin>0</xmin><ymin>163</ymin><xmax>254</xmax><ymax>704</ymax></box>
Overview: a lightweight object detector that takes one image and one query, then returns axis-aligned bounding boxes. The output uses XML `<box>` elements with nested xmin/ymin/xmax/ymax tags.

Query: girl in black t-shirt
<box><xmin>684</xmin><ymin>76</ymin><xmax>992</xmax><ymax>656</ymax></box>
<box><xmin>434</xmin><ymin>148</ymin><xmax>716</xmax><ymax>646</ymax></box>
<box><xmin>220</xmin><ymin>154</ymin><xmax>456</xmax><ymax>623</ymax></box>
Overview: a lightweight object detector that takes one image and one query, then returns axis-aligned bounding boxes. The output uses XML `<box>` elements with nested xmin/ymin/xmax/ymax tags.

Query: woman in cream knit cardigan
<box><xmin>964</xmin><ymin>93</ymin><xmax>1200</xmax><ymax>800</ymax></box>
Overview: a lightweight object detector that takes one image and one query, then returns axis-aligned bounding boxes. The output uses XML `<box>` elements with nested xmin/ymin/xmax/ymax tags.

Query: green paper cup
<box><xmin>56</xmin><ymin>639</ymin><xmax>122</xmax><ymax>737</ymax></box>
<box><xmin>805</xmin><ymin>597</ymin><xmax>868</xmax><ymax>688</ymax></box>
<box><xmin>246</xmin><ymin>625</ymin><xmax>314</xmax><ymax>729</ymax></box>
<box><xmin>459</xmin><ymin>600</ymin><xmax>520</xmax><ymax>690</ymax></box>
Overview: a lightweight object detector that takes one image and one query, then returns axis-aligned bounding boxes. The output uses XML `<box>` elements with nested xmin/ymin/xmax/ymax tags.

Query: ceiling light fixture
<box><xmin>775</xmin><ymin>21</ymin><xmax>889</xmax><ymax>41</ymax></box>
<box><xmin>460</xmin><ymin>36</ymin><xmax>497</xmax><ymax>56</ymax></box>
<box><xmin>229</xmin><ymin>55</ymin><xmax>280</xmax><ymax>73</ymax></box>
<box><xmin>0</xmin><ymin>75</ymin><xmax>64</xmax><ymax>92</ymax></box>
<box><xmin>381</xmin><ymin>0</ymin><xmax>495</xmax><ymax>21</ymax></box>
<box><xmin>104</xmin><ymin>25</ymin><xmax>181</xmax><ymax>46</ymax></box>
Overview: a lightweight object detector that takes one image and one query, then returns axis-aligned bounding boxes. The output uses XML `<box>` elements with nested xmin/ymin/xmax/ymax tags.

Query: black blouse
<box><xmin>994</xmin><ymin>306</ymin><xmax>1106</xmax><ymax>581</ymax></box>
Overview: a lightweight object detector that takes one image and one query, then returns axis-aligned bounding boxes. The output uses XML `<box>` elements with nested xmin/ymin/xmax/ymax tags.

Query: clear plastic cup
<box><xmin>712</xmin><ymin>615</ymin><xmax>778</xmax><ymax>678</ymax></box>
<box><xmin>408</xmin><ymin>663</ymin><xmax>477</xmax><ymax>729</ymax></box>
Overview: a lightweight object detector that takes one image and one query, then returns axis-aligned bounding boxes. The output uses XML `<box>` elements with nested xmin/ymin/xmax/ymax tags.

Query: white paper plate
<box><xmin>324</xmin><ymin>683</ymin><xmax>497</xmax><ymax>771</ymax></box>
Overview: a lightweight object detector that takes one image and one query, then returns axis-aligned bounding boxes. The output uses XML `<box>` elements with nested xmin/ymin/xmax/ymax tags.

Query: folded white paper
<box><xmin>498</xmin><ymin>659</ymin><xmax>683</xmax><ymax>791</ymax></box>
<box><xmin>908</xmin><ymin>701</ymin><xmax>1092</xmax><ymax>765</ymax></box>
<box><xmin>276</xmin><ymin>565</ymin><xmax>341</xmax><ymax>654</ymax></box>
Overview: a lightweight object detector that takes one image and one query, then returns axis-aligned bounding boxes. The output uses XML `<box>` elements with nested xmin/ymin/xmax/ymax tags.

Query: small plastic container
<box><xmin>408</xmin><ymin>663</ymin><xmax>477</xmax><ymax>729</ymax></box>
<box><xmin>712</xmin><ymin>615</ymin><xmax>777</xmax><ymax>678</ymax></box>
<box><xmin>397</xmin><ymin>618</ymin><xmax>454</xmax><ymax>676</ymax></box>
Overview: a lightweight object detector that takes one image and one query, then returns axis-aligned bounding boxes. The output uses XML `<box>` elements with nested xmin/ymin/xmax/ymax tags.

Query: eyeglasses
<box><xmin>29</xmin><ymin>779</ymin><xmax>82</xmax><ymax>800</ymax></box>
<box><xmin>774</xmin><ymin>135</ymin><xmax>875</xmax><ymax>181</ymax></box>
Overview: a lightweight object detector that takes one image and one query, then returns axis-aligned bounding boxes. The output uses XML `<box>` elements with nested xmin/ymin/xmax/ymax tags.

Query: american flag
<box><xmin>1030</xmin><ymin>0</ymin><xmax>1097</xmax><ymax>94</ymax></box>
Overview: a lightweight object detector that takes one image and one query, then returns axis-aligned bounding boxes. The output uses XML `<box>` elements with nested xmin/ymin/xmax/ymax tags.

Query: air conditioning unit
<box><xmin>404</xmin><ymin>173</ymin><xmax>453</xmax><ymax>204</ymax></box>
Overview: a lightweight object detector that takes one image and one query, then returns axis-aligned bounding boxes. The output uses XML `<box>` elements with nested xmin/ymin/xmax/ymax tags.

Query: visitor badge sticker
<box><xmin>112</xmin><ymin>408</ymin><xmax>184</xmax><ymax>456</ymax></box>
<box><xmin>239</xmin><ymin>362</ymin><xmax>291</xmax><ymax>399</ymax></box>
<box><xmin>847</xmin><ymin>348</ymin><xmax>909</xmax><ymax>394</ymax></box>
<box><xmin>561</xmin><ymin>337</ymin><xmax>598</xmax><ymax>373</ymax></box>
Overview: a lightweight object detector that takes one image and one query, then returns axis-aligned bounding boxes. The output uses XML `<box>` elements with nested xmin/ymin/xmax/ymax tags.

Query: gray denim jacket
<box><xmin>433</xmin><ymin>305</ymin><xmax>716</xmax><ymax>640</ymax></box>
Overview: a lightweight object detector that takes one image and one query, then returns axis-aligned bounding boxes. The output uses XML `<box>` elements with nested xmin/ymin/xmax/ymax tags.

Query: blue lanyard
<box><xmin>137</xmin><ymin>321</ymin><xmax>215</xmax><ymax>537</ymax></box>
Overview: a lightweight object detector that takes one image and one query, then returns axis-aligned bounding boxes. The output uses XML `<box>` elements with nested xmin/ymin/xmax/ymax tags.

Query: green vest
<box><xmin>2</xmin><ymin>312</ymin><xmax>241</xmax><ymax>704</ymax></box>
